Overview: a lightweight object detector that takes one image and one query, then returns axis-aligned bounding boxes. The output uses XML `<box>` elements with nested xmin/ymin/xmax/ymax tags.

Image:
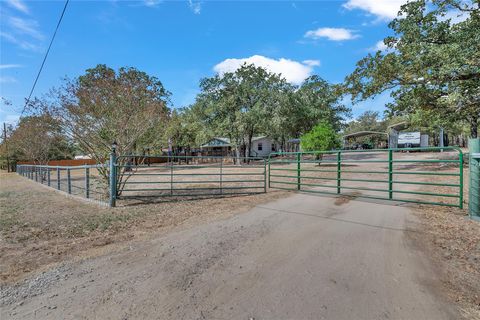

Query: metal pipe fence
<box><xmin>16</xmin><ymin>164</ymin><xmax>109</xmax><ymax>204</ymax></box>
<box><xmin>16</xmin><ymin>147</ymin><xmax>467</xmax><ymax>210</ymax></box>
<box><xmin>113</xmin><ymin>155</ymin><xmax>267</xmax><ymax>205</ymax></box>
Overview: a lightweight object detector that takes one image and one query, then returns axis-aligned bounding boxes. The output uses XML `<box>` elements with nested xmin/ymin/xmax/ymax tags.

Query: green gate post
<box><xmin>219</xmin><ymin>158</ymin><xmax>223</xmax><ymax>195</ymax></box>
<box><xmin>388</xmin><ymin>149</ymin><xmax>393</xmax><ymax>200</ymax></box>
<box><xmin>263</xmin><ymin>159</ymin><xmax>267</xmax><ymax>193</ymax></box>
<box><xmin>469</xmin><ymin>138</ymin><xmax>480</xmax><ymax>220</ymax></box>
<box><xmin>297</xmin><ymin>153</ymin><xmax>301</xmax><ymax>190</ymax></box>
<box><xmin>85</xmin><ymin>167</ymin><xmax>90</xmax><ymax>199</ymax></box>
<box><xmin>170</xmin><ymin>159</ymin><xmax>174</xmax><ymax>196</ymax></box>
<box><xmin>57</xmin><ymin>167</ymin><xmax>61</xmax><ymax>190</ymax></box>
<box><xmin>67</xmin><ymin>168</ymin><xmax>72</xmax><ymax>194</ymax></box>
<box><xmin>109</xmin><ymin>147</ymin><xmax>117</xmax><ymax>207</ymax></box>
<box><xmin>337</xmin><ymin>152</ymin><xmax>341</xmax><ymax>194</ymax></box>
<box><xmin>268</xmin><ymin>157</ymin><xmax>271</xmax><ymax>189</ymax></box>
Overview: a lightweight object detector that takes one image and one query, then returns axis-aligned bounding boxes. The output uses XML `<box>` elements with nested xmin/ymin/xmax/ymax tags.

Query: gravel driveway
<box><xmin>1</xmin><ymin>192</ymin><xmax>461</xmax><ymax>320</ymax></box>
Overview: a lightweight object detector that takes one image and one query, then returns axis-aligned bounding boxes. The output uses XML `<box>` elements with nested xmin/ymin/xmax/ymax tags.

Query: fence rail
<box><xmin>268</xmin><ymin>147</ymin><xmax>464</xmax><ymax>208</ymax></box>
<box><xmin>17</xmin><ymin>164</ymin><xmax>109</xmax><ymax>204</ymax></box>
<box><xmin>16</xmin><ymin>147</ymin><xmax>467</xmax><ymax>209</ymax></box>
<box><xmin>112</xmin><ymin>155</ymin><xmax>267</xmax><ymax>206</ymax></box>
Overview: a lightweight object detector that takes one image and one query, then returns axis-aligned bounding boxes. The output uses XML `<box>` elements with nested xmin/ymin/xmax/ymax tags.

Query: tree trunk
<box><xmin>471</xmin><ymin>116</ymin><xmax>479</xmax><ymax>138</ymax></box>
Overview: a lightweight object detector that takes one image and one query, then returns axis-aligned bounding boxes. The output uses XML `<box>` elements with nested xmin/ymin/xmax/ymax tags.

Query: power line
<box><xmin>21</xmin><ymin>0</ymin><xmax>69</xmax><ymax>116</ymax></box>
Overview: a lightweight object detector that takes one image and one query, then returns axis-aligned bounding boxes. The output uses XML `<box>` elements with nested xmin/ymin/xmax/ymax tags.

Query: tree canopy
<box><xmin>345</xmin><ymin>0</ymin><xmax>480</xmax><ymax>138</ymax></box>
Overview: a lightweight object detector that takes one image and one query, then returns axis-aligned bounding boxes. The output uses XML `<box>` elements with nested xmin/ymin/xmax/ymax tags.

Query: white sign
<box><xmin>398</xmin><ymin>132</ymin><xmax>420</xmax><ymax>144</ymax></box>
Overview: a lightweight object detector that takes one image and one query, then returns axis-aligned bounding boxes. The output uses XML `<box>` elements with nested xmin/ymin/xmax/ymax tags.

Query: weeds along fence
<box><xmin>16</xmin><ymin>164</ymin><xmax>110</xmax><ymax>204</ymax></box>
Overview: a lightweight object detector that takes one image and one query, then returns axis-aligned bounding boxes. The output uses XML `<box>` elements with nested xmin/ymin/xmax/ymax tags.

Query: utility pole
<box><xmin>3</xmin><ymin>122</ymin><xmax>10</xmax><ymax>172</ymax></box>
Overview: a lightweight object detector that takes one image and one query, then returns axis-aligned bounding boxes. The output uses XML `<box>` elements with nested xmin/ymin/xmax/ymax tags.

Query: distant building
<box><xmin>74</xmin><ymin>154</ymin><xmax>92</xmax><ymax>160</ymax></box>
<box><xmin>200</xmin><ymin>136</ymin><xmax>279</xmax><ymax>157</ymax></box>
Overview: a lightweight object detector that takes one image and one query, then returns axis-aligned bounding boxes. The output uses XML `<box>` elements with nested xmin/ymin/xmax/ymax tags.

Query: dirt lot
<box><xmin>0</xmin><ymin>172</ymin><xmax>287</xmax><ymax>283</ymax></box>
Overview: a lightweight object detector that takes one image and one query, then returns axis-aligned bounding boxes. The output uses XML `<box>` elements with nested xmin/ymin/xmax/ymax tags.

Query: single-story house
<box><xmin>200</xmin><ymin>136</ymin><xmax>279</xmax><ymax>158</ymax></box>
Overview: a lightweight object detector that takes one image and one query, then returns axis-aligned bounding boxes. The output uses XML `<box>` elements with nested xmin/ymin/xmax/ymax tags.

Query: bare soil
<box><xmin>411</xmin><ymin>168</ymin><xmax>480</xmax><ymax>319</ymax></box>
<box><xmin>0</xmin><ymin>172</ymin><xmax>287</xmax><ymax>283</ymax></box>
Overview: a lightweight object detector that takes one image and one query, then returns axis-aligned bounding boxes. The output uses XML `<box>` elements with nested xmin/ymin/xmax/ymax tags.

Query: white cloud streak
<box><xmin>0</xmin><ymin>31</ymin><xmax>41</xmax><ymax>51</ymax></box>
<box><xmin>6</xmin><ymin>0</ymin><xmax>30</xmax><ymax>14</ymax></box>
<box><xmin>8</xmin><ymin>17</ymin><xmax>44</xmax><ymax>40</ymax></box>
<box><xmin>213</xmin><ymin>55</ymin><xmax>319</xmax><ymax>85</ymax></box>
<box><xmin>304</xmin><ymin>27</ymin><xmax>359</xmax><ymax>41</ymax></box>
<box><xmin>0</xmin><ymin>64</ymin><xmax>23</xmax><ymax>69</ymax></box>
<box><xmin>0</xmin><ymin>76</ymin><xmax>18</xmax><ymax>83</ymax></box>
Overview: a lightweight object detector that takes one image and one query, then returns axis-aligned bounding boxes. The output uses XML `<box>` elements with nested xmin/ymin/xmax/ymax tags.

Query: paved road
<box><xmin>1</xmin><ymin>193</ymin><xmax>460</xmax><ymax>319</ymax></box>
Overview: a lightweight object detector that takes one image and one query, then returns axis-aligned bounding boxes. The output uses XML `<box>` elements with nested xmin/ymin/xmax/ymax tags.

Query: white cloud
<box><xmin>8</xmin><ymin>17</ymin><xmax>44</xmax><ymax>40</ymax></box>
<box><xmin>0</xmin><ymin>31</ymin><xmax>41</xmax><ymax>51</ymax></box>
<box><xmin>188</xmin><ymin>0</ymin><xmax>201</xmax><ymax>14</ymax></box>
<box><xmin>304</xmin><ymin>27</ymin><xmax>359</xmax><ymax>41</ymax></box>
<box><xmin>371</xmin><ymin>40</ymin><xmax>388</xmax><ymax>52</ymax></box>
<box><xmin>0</xmin><ymin>64</ymin><xmax>22</xmax><ymax>69</ymax></box>
<box><xmin>303</xmin><ymin>59</ymin><xmax>321</xmax><ymax>67</ymax></box>
<box><xmin>143</xmin><ymin>0</ymin><xmax>162</xmax><ymax>7</ymax></box>
<box><xmin>213</xmin><ymin>55</ymin><xmax>319</xmax><ymax>84</ymax></box>
<box><xmin>6</xmin><ymin>0</ymin><xmax>30</xmax><ymax>14</ymax></box>
<box><xmin>0</xmin><ymin>76</ymin><xmax>18</xmax><ymax>83</ymax></box>
<box><xmin>343</xmin><ymin>0</ymin><xmax>407</xmax><ymax>21</ymax></box>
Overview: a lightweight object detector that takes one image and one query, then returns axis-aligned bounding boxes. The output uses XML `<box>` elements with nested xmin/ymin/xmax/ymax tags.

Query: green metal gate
<box><xmin>110</xmin><ymin>155</ymin><xmax>266</xmax><ymax>206</ymax></box>
<box><xmin>268</xmin><ymin>147</ymin><xmax>464</xmax><ymax>208</ymax></box>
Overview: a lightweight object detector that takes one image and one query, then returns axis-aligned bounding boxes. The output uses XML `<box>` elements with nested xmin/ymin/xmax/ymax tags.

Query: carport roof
<box><xmin>343</xmin><ymin>131</ymin><xmax>388</xmax><ymax>139</ymax></box>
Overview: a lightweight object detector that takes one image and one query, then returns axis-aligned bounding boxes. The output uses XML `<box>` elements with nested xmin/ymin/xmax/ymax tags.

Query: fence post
<box><xmin>219</xmin><ymin>158</ymin><xmax>223</xmax><ymax>195</ymax></box>
<box><xmin>469</xmin><ymin>138</ymin><xmax>479</xmax><ymax>220</ymax></box>
<box><xmin>109</xmin><ymin>150</ymin><xmax>117</xmax><ymax>207</ymax></box>
<box><xmin>388</xmin><ymin>149</ymin><xmax>393</xmax><ymax>200</ymax></box>
<box><xmin>459</xmin><ymin>150</ymin><xmax>463</xmax><ymax>209</ymax></box>
<box><xmin>85</xmin><ymin>167</ymin><xmax>90</xmax><ymax>199</ymax></box>
<box><xmin>297</xmin><ymin>153</ymin><xmax>301</xmax><ymax>190</ymax></box>
<box><xmin>336</xmin><ymin>151</ymin><xmax>341</xmax><ymax>194</ymax></box>
<box><xmin>57</xmin><ymin>167</ymin><xmax>61</xmax><ymax>190</ymax></box>
<box><xmin>268</xmin><ymin>156</ymin><xmax>271</xmax><ymax>189</ymax></box>
<box><xmin>264</xmin><ymin>159</ymin><xmax>267</xmax><ymax>193</ymax></box>
<box><xmin>35</xmin><ymin>167</ymin><xmax>38</xmax><ymax>182</ymax></box>
<box><xmin>47</xmin><ymin>167</ymin><xmax>51</xmax><ymax>186</ymax></box>
<box><xmin>170</xmin><ymin>159</ymin><xmax>174</xmax><ymax>196</ymax></box>
<box><xmin>67</xmin><ymin>168</ymin><xmax>71</xmax><ymax>194</ymax></box>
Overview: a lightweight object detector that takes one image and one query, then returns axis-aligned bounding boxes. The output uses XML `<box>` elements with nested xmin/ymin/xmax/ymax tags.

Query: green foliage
<box><xmin>345</xmin><ymin>0</ymin><xmax>480</xmax><ymax>138</ymax></box>
<box><xmin>191</xmin><ymin>63</ymin><xmax>348</xmax><ymax>155</ymax></box>
<box><xmin>300</xmin><ymin>121</ymin><xmax>340</xmax><ymax>152</ymax></box>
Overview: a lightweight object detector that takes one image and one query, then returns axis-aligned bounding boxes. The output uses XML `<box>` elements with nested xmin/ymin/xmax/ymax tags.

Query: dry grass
<box><xmin>411</xmin><ymin>168</ymin><xmax>480</xmax><ymax>319</ymax></box>
<box><xmin>0</xmin><ymin>172</ymin><xmax>287</xmax><ymax>284</ymax></box>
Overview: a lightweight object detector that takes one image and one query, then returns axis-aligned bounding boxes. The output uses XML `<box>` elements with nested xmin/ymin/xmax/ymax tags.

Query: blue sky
<box><xmin>0</xmin><ymin>0</ymin><xmax>406</xmax><ymax>125</ymax></box>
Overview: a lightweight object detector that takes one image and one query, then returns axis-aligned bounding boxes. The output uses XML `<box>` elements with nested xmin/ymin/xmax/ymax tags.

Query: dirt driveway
<box><xmin>1</xmin><ymin>192</ymin><xmax>463</xmax><ymax>319</ymax></box>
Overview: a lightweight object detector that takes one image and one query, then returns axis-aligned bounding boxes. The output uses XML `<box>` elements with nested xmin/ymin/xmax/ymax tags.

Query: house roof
<box><xmin>201</xmin><ymin>136</ymin><xmax>273</xmax><ymax>148</ymax></box>
<box><xmin>201</xmin><ymin>137</ymin><xmax>231</xmax><ymax>148</ymax></box>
